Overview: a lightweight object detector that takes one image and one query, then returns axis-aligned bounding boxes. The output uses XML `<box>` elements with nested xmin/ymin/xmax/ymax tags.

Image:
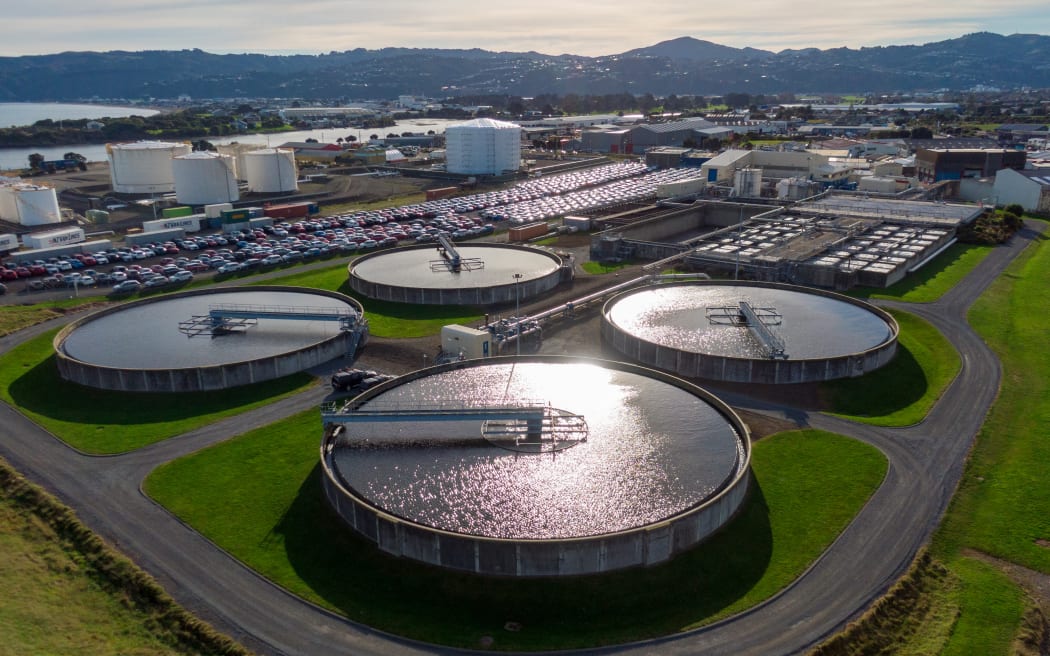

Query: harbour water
<box><xmin>0</xmin><ymin>103</ymin><xmax>460</xmax><ymax>171</ymax></box>
<box><xmin>0</xmin><ymin>102</ymin><xmax>159</xmax><ymax>129</ymax></box>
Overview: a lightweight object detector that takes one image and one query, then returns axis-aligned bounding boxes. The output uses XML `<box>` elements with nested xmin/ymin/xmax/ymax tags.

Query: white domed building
<box><xmin>444</xmin><ymin>118</ymin><xmax>522</xmax><ymax>175</ymax></box>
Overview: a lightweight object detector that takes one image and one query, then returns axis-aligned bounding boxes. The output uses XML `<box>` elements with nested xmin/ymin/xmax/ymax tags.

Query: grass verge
<box><xmin>933</xmin><ymin>227</ymin><xmax>1050</xmax><ymax>574</ymax></box>
<box><xmin>0</xmin><ymin>329</ymin><xmax>315</xmax><ymax>454</ymax></box>
<box><xmin>821</xmin><ymin>309</ymin><xmax>960</xmax><ymax>426</ymax></box>
<box><xmin>848</xmin><ymin>242</ymin><xmax>993</xmax><ymax>303</ymax></box>
<box><xmin>146</xmin><ymin>427</ymin><xmax>885</xmax><ymax>650</ymax></box>
<box><xmin>581</xmin><ymin>260</ymin><xmax>633</xmax><ymax>274</ymax></box>
<box><xmin>251</xmin><ymin>263</ymin><xmax>485</xmax><ymax>338</ymax></box>
<box><xmin>0</xmin><ymin>457</ymin><xmax>249</xmax><ymax>655</ymax></box>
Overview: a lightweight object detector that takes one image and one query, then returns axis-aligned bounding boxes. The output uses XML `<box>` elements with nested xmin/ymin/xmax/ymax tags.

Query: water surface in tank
<box><xmin>61</xmin><ymin>290</ymin><xmax>353</xmax><ymax>368</ymax></box>
<box><xmin>351</xmin><ymin>245</ymin><xmax>559</xmax><ymax>290</ymax></box>
<box><xmin>605</xmin><ymin>285</ymin><xmax>892</xmax><ymax>359</ymax></box>
<box><xmin>330</xmin><ymin>361</ymin><xmax>743</xmax><ymax>539</ymax></box>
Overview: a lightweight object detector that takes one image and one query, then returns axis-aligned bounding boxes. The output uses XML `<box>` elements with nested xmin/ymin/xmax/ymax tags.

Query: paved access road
<box><xmin>0</xmin><ymin>225</ymin><xmax>1040</xmax><ymax>655</ymax></box>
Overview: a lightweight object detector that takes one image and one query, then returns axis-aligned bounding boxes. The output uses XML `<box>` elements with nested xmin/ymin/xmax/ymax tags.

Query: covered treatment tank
<box><xmin>243</xmin><ymin>148</ymin><xmax>298</xmax><ymax>193</ymax></box>
<box><xmin>108</xmin><ymin>141</ymin><xmax>191</xmax><ymax>194</ymax></box>
<box><xmin>0</xmin><ymin>179</ymin><xmax>62</xmax><ymax>226</ymax></box>
<box><xmin>444</xmin><ymin>118</ymin><xmax>522</xmax><ymax>175</ymax></box>
<box><xmin>173</xmin><ymin>151</ymin><xmax>240</xmax><ymax>205</ymax></box>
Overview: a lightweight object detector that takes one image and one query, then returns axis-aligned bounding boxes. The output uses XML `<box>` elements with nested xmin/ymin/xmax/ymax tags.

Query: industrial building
<box><xmin>0</xmin><ymin>178</ymin><xmax>63</xmax><ymax>226</ymax></box>
<box><xmin>591</xmin><ymin>193</ymin><xmax>981</xmax><ymax>290</ymax></box>
<box><xmin>915</xmin><ymin>148</ymin><xmax>1027</xmax><ymax>183</ymax></box>
<box><xmin>993</xmin><ymin>168</ymin><xmax>1050</xmax><ymax>213</ymax></box>
<box><xmin>444</xmin><ymin>118</ymin><xmax>522</xmax><ymax>176</ymax></box>
<box><xmin>107</xmin><ymin>141</ymin><xmax>192</xmax><ymax>194</ymax></box>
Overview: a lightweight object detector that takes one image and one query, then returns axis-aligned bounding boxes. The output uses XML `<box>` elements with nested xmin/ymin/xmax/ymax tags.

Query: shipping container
<box><xmin>126</xmin><ymin>228</ymin><xmax>185</xmax><ymax>245</ymax></box>
<box><xmin>22</xmin><ymin>227</ymin><xmax>86</xmax><ymax>250</ymax></box>
<box><xmin>0</xmin><ymin>233</ymin><xmax>19</xmax><ymax>253</ymax></box>
<box><xmin>205</xmin><ymin>203</ymin><xmax>234</xmax><ymax>219</ymax></box>
<box><xmin>161</xmin><ymin>206</ymin><xmax>194</xmax><ymax>219</ymax></box>
<box><xmin>426</xmin><ymin>186</ymin><xmax>459</xmax><ymax>201</ymax></box>
<box><xmin>143</xmin><ymin>215</ymin><xmax>202</xmax><ymax>233</ymax></box>
<box><xmin>441</xmin><ymin>324</ymin><xmax>492</xmax><ymax>360</ymax></box>
<box><xmin>508</xmin><ymin>222</ymin><xmax>550</xmax><ymax>242</ymax></box>
<box><xmin>221</xmin><ymin>209</ymin><xmax>251</xmax><ymax>223</ymax></box>
<box><xmin>9</xmin><ymin>239</ymin><xmax>113</xmax><ymax>264</ymax></box>
<box><xmin>263</xmin><ymin>202</ymin><xmax>318</xmax><ymax>219</ymax></box>
<box><xmin>249</xmin><ymin>217</ymin><xmax>274</xmax><ymax>229</ymax></box>
<box><xmin>562</xmin><ymin>216</ymin><xmax>592</xmax><ymax>231</ymax></box>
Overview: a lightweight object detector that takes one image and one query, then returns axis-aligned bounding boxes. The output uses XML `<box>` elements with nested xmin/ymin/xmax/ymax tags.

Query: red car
<box><xmin>0</xmin><ymin>268</ymin><xmax>18</xmax><ymax>281</ymax></box>
<box><xmin>15</xmin><ymin>267</ymin><xmax>32</xmax><ymax>278</ymax></box>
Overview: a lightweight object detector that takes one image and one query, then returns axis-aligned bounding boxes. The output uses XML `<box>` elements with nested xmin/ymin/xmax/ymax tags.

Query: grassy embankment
<box><xmin>0</xmin><ymin>457</ymin><xmax>250</xmax><ymax>656</ymax></box>
<box><xmin>928</xmin><ymin>226</ymin><xmax>1050</xmax><ymax>650</ymax></box>
<box><xmin>848</xmin><ymin>242</ymin><xmax>994</xmax><ymax>304</ymax></box>
<box><xmin>813</xmin><ymin>228</ymin><xmax>1048</xmax><ymax>653</ymax></box>
<box><xmin>146</xmin><ymin>427</ymin><xmax>884</xmax><ymax>650</ymax></box>
<box><xmin>0</xmin><ymin>328</ymin><xmax>315</xmax><ymax>454</ymax></box>
<box><xmin>820</xmin><ymin>309</ymin><xmax>960</xmax><ymax>426</ymax></box>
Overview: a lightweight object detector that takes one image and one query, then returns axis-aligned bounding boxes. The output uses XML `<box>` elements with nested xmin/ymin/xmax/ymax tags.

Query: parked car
<box><xmin>110</xmin><ymin>280</ymin><xmax>142</xmax><ymax>294</ymax></box>
<box><xmin>169</xmin><ymin>270</ymin><xmax>193</xmax><ymax>283</ymax></box>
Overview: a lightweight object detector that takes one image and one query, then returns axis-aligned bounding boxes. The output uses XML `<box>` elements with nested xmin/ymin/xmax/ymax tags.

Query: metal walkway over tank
<box><xmin>707</xmin><ymin>300</ymin><xmax>787</xmax><ymax>359</ymax></box>
<box><xmin>322</xmin><ymin>398</ymin><xmax>588</xmax><ymax>453</ymax></box>
<box><xmin>429</xmin><ymin>233</ymin><xmax>484</xmax><ymax>273</ymax></box>
<box><xmin>179</xmin><ymin>303</ymin><xmax>362</xmax><ymax>337</ymax></box>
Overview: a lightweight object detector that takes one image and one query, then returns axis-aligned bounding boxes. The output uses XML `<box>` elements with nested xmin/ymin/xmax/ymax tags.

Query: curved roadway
<box><xmin>0</xmin><ymin>225</ymin><xmax>1040</xmax><ymax>656</ymax></box>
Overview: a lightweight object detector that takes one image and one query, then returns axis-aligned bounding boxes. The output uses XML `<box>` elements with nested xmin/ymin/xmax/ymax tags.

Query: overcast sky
<box><xmin>4</xmin><ymin>0</ymin><xmax>1049</xmax><ymax>57</ymax></box>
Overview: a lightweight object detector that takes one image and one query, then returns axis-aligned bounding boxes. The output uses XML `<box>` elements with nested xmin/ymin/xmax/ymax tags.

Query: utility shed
<box><xmin>441</xmin><ymin>324</ymin><xmax>492</xmax><ymax>360</ymax></box>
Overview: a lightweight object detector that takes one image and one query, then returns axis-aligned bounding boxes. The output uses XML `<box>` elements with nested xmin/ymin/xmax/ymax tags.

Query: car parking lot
<box><xmin>1</xmin><ymin>159</ymin><xmax>674</xmax><ymax>303</ymax></box>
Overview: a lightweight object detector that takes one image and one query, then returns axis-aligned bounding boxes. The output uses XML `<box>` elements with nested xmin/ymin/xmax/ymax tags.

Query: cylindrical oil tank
<box><xmin>108</xmin><ymin>141</ymin><xmax>191</xmax><ymax>194</ymax></box>
<box><xmin>734</xmin><ymin>167</ymin><xmax>762</xmax><ymax>198</ymax></box>
<box><xmin>244</xmin><ymin>148</ymin><xmax>298</xmax><ymax>193</ymax></box>
<box><xmin>216</xmin><ymin>142</ymin><xmax>266</xmax><ymax>180</ymax></box>
<box><xmin>0</xmin><ymin>182</ymin><xmax>62</xmax><ymax>225</ymax></box>
<box><xmin>173</xmin><ymin>151</ymin><xmax>240</xmax><ymax>205</ymax></box>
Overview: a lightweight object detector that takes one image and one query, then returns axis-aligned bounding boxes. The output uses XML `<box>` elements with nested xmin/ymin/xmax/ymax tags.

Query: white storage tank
<box><xmin>733</xmin><ymin>167</ymin><xmax>763</xmax><ymax>198</ymax></box>
<box><xmin>216</xmin><ymin>142</ymin><xmax>266</xmax><ymax>180</ymax></box>
<box><xmin>173</xmin><ymin>151</ymin><xmax>239</xmax><ymax>205</ymax></box>
<box><xmin>108</xmin><ymin>141</ymin><xmax>191</xmax><ymax>194</ymax></box>
<box><xmin>243</xmin><ymin>148</ymin><xmax>298</xmax><ymax>193</ymax></box>
<box><xmin>0</xmin><ymin>181</ymin><xmax>62</xmax><ymax>226</ymax></box>
<box><xmin>445</xmin><ymin>118</ymin><xmax>522</xmax><ymax>175</ymax></box>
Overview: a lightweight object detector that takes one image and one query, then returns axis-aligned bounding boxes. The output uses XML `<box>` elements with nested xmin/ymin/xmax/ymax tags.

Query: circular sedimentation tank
<box><xmin>602</xmin><ymin>281</ymin><xmax>898</xmax><ymax>384</ymax></box>
<box><xmin>320</xmin><ymin>356</ymin><xmax>751</xmax><ymax>576</ymax></box>
<box><xmin>55</xmin><ymin>286</ymin><xmax>365</xmax><ymax>392</ymax></box>
<box><xmin>348</xmin><ymin>243</ymin><xmax>564</xmax><ymax>305</ymax></box>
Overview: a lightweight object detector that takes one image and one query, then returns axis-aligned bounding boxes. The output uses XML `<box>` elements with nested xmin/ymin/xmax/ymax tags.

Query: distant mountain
<box><xmin>0</xmin><ymin>32</ymin><xmax>1048</xmax><ymax>102</ymax></box>
<box><xmin>621</xmin><ymin>36</ymin><xmax>773</xmax><ymax>62</ymax></box>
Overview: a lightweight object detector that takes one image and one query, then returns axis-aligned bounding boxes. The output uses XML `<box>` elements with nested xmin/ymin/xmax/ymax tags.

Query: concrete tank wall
<box><xmin>348</xmin><ymin>245</ymin><xmax>564</xmax><ymax>305</ymax></box>
<box><xmin>601</xmin><ymin>281</ymin><xmax>899</xmax><ymax>384</ymax></box>
<box><xmin>54</xmin><ymin>287</ymin><xmax>362</xmax><ymax>393</ymax></box>
<box><xmin>320</xmin><ymin>356</ymin><xmax>752</xmax><ymax>576</ymax></box>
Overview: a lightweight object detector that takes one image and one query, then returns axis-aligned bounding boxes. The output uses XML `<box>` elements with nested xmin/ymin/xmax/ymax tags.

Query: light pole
<box><xmin>513</xmin><ymin>273</ymin><xmax>523</xmax><ymax>356</ymax></box>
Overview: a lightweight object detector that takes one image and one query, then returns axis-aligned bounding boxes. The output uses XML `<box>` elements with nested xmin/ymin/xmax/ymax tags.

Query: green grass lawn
<box><xmin>581</xmin><ymin>260</ymin><xmax>633</xmax><ymax>274</ymax></box>
<box><xmin>253</xmin><ymin>263</ymin><xmax>485</xmax><ymax>338</ymax></box>
<box><xmin>821</xmin><ymin>309</ymin><xmax>960</xmax><ymax>426</ymax></box>
<box><xmin>939</xmin><ymin>558</ymin><xmax>1026</xmax><ymax>656</ymax></box>
<box><xmin>849</xmin><ymin>242</ymin><xmax>993</xmax><ymax>303</ymax></box>
<box><xmin>0</xmin><ymin>329</ymin><xmax>316</xmax><ymax>454</ymax></box>
<box><xmin>919</xmin><ymin>225</ymin><xmax>1050</xmax><ymax>652</ymax></box>
<box><xmin>933</xmin><ymin>228</ymin><xmax>1050</xmax><ymax>574</ymax></box>
<box><xmin>146</xmin><ymin>426</ymin><xmax>885</xmax><ymax>650</ymax></box>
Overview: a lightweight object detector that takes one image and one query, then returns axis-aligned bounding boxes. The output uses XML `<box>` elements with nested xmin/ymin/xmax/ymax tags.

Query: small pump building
<box><xmin>441</xmin><ymin>324</ymin><xmax>493</xmax><ymax>360</ymax></box>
